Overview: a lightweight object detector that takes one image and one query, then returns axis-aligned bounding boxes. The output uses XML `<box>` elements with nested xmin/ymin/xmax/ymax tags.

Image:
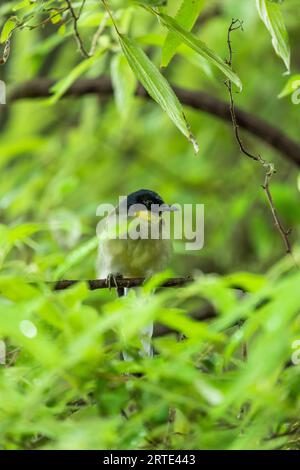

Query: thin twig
<box><xmin>27</xmin><ymin>7</ymin><xmax>68</xmax><ymax>30</ymax></box>
<box><xmin>238</xmin><ymin>319</ymin><xmax>248</xmax><ymax>362</ymax></box>
<box><xmin>225</xmin><ymin>19</ymin><xmax>292</xmax><ymax>255</ymax></box>
<box><xmin>78</xmin><ymin>0</ymin><xmax>87</xmax><ymax>18</ymax></box>
<box><xmin>5</xmin><ymin>347</ymin><xmax>21</xmax><ymax>368</ymax></box>
<box><xmin>66</xmin><ymin>0</ymin><xmax>90</xmax><ymax>58</ymax></box>
<box><xmin>164</xmin><ymin>406</ymin><xmax>176</xmax><ymax>447</ymax></box>
<box><xmin>89</xmin><ymin>12</ymin><xmax>109</xmax><ymax>56</ymax></box>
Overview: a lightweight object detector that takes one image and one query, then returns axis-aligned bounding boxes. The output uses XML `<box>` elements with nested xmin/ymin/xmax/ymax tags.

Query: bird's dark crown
<box><xmin>126</xmin><ymin>189</ymin><xmax>164</xmax><ymax>211</ymax></box>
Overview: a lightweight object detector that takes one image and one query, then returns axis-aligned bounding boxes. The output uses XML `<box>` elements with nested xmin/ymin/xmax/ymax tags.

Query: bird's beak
<box><xmin>159</xmin><ymin>204</ymin><xmax>179</xmax><ymax>212</ymax></box>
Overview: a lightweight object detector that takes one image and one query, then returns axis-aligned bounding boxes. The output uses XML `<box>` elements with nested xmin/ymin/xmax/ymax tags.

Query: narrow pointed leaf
<box><xmin>278</xmin><ymin>74</ymin><xmax>300</xmax><ymax>98</ymax></box>
<box><xmin>48</xmin><ymin>48</ymin><xmax>106</xmax><ymax>104</ymax></box>
<box><xmin>158</xmin><ymin>13</ymin><xmax>242</xmax><ymax>90</ymax></box>
<box><xmin>256</xmin><ymin>0</ymin><xmax>290</xmax><ymax>72</ymax></box>
<box><xmin>118</xmin><ymin>34</ymin><xmax>199</xmax><ymax>153</ymax></box>
<box><xmin>49</xmin><ymin>58</ymin><xmax>95</xmax><ymax>104</ymax></box>
<box><xmin>111</xmin><ymin>53</ymin><xmax>137</xmax><ymax>116</ymax></box>
<box><xmin>0</xmin><ymin>17</ymin><xmax>17</xmax><ymax>43</ymax></box>
<box><xmin>162</xmin><ymin>0</ymin><xmax>206</xmax><ymax>67</ymax></box>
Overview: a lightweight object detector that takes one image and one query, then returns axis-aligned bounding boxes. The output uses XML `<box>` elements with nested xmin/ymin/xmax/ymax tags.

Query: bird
<box><xmin>96</xmin><ymin>189</ymin><xmax>176</xmax><ymax>358</ymax></box>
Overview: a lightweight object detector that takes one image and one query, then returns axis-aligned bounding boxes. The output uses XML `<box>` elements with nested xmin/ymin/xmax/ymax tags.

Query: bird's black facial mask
<box><xmin>124</xmin><ymin>189</ymin><xmax>177</xmax><ymax>219</ymax></box>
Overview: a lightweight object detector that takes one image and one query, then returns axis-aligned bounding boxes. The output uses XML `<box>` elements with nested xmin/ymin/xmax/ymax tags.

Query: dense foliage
<box><xmin>0</xmin><ymin>0</ymin><xmax>300</xmax><ymax>450</ymax></box>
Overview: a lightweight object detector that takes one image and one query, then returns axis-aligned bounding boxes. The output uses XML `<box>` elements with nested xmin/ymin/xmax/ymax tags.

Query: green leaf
<box><xmin>50</xmin><ymin>11</ymin><xmax>62</xmax><ymax>25</ymax></box>
<box><xmin>49</xmin><ymin>48</ymin><xmax>106</xmax><ymax>104</ymax></box>
<box><xmin>225</xmin><ymin>272</ymin><xmax>267</xmax><ymax>292</ymax></box>
<box><xmin>49</xmin><ymin>60</ymin><xmax>95</xmax><ymax>104</ymax></box>
<box><xmin>157</xmin><ymin>13</ymin><xmax>242</xmax><ymax>90</ymax></box>
<box><xmin>0</xmin><ymin>17</ymin><xmax>17</xmax><ymax>44</ymax></box>
<box><xmin>0</xmin><ymin>223</ymin><xmax>41</xmax><ymax>267</ymax></box>
<box><xmin>110</xmin><ymin>53</ymin><xmax>137</xmax><ymax>116</ymax></box>
<box><xmin>13</xmin><ymin>0</ymin><xmax>31</xmax><ymax>11</ymax></box>
<box><xmin>138</xmin><ymin>33</ymin><xmax>214</xmax><ymax>78</ymax></box>
<box><xmin>256</xmin><ymin>0</ymin><xmax>290</xmax><ymax>72</ymax></box>
<box><xmin>53</xmin><ymin>236</ymin><xmax>98</xmax><ymax>279</ymax></box>
<box><xmin>278</xmin><ymin>74</ymin><xmax>300</xmax><ymax>98</ymax></box>
<box><xmin>8</xmin><ymin>223</ymin><xmax>41</xmax><ymax>244</ymax></box>
<box><xmin>162</xmin><ymin>0</ymin><xmax>206</xmax><ymax>67</ymax></box>
<box><xmin>118</xmin><ymin>34</ymin><xmax>199</xmax><ymax>152</ymax></box>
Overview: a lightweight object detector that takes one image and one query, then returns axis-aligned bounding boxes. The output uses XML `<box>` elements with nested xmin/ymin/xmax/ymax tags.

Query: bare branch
<box><xmin>8</xmin><ymin>77</ymin><xmax>300</xmax><ymax>168</ymax></box>
<box><xmin>225</xmin><ymin>19</ymin><xmax>292</xmax><ymax>255</ymax></box>
<box><xmin>27</xmin><ymin>7</ymin><xmax>68</xmax><ymax>30</ymax></box>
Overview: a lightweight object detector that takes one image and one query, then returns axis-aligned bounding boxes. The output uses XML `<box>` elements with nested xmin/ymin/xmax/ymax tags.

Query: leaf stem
<box><xmin>100</xmin><ymin>0</ymin><xmax>120</xmax><ymax>35</ymax></box>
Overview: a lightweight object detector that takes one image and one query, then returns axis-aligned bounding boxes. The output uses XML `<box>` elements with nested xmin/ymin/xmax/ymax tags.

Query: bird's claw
<box><xmin>106</xmin><ymin>273</ymin><xmax>123</xmax><ymax>290</ymax></box>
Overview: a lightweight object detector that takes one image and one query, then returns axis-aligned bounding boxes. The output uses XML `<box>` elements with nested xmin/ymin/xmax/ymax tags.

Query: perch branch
<box><xmin>8</xmin><ymin>77</ymin><xmax>300</xmax><ymax>168</ymax></box>
<box><xmin>52</xmin><ymin>276</ymin><xmax>192</xmax><ymax>291</ymax></box>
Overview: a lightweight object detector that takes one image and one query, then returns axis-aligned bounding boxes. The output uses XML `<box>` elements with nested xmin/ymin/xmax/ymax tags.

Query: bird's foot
<box><xmin>106</xmin><ymin>273</ymin><xmax>123</xmax><ymax>291</ymax></box>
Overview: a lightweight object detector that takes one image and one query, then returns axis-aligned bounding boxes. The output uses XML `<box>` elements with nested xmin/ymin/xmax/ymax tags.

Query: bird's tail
<box><xmin>117</xmin><ymin>286</ymin><xmax>125</xmax><ymax>297</ymax></box>
<box><xmin>119</xmin><ymin>286</ymin><xmax>153</xmax><ymax>360</ymax></box>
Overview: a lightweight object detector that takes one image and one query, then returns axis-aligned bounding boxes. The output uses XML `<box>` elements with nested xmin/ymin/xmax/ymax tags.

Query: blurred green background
<box><xmin>0</xmin><ymin>0</ymin><xmax>300</xmax><ymax>451</ymax></box>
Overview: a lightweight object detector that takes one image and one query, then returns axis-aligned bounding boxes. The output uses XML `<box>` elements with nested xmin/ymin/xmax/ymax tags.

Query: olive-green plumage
<box><xmin>98</xmin><ymin>234</ymin><xmax>172</xmax><ymax>279</ymax></box>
